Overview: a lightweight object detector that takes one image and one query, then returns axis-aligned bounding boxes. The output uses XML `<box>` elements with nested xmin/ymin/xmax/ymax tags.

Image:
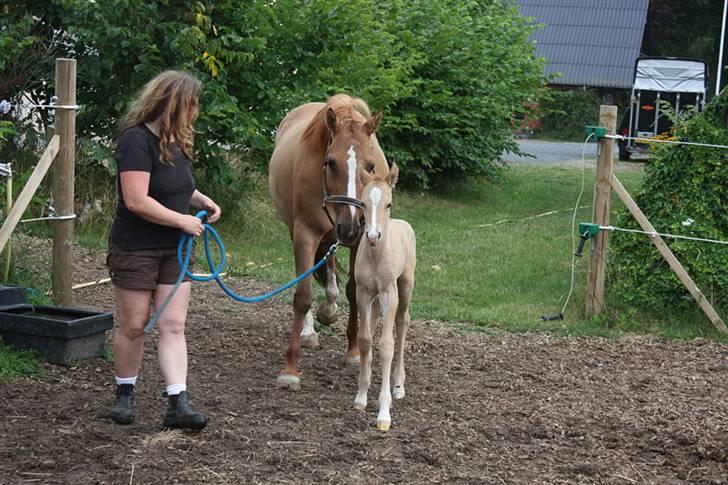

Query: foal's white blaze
<box><xmin>346</xmin><ymin>145</ymin><xmax>357</xmax><ymax>218</ymax></box>
<box><xmin>367</xmin><ymin>186</ymin><xmax>382</xmax><ymax>241</ymax></box>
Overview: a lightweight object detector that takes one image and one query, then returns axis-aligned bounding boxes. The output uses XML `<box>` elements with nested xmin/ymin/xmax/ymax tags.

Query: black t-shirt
<box><xmin>109</xmin><ymin>124</ymin><xmax>196</xmax><ymax>250</ymax></box>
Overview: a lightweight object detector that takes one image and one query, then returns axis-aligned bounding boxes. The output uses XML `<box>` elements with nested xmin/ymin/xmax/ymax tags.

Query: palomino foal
<box><xmin>354</xmin><ymin>163</ymin><xmax>416</xmax><ymax>431</ymax></box>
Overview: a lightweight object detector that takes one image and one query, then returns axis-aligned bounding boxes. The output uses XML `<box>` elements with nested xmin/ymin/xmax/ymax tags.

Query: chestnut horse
<box><xmin>268</xmin><ymin>94</ymin><xmax>389</xmax><ymax>390</ymax></box>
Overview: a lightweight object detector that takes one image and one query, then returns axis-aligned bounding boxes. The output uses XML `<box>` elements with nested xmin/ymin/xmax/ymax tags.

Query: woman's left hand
<box><xmin>203</xmin><ymin>197</ymin><xmax>222</xmax><ymax>223</ymax></box>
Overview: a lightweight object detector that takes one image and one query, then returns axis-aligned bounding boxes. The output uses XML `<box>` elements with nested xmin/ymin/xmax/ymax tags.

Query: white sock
<box><xmin>166</xmin><ymin>383</ymin><xmax>187</xmax><ymax>396</ymax></box>
<box><xmin>115</xmin><ymin>376</ymin><xmax>137</xmax><ymax>386</ymax></box>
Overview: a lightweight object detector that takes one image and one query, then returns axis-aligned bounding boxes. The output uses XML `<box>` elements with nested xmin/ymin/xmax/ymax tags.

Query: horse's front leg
<box><xmin>315</xmin><ymin>253</ymin><xmax>339</xmax><ymax>327</ymax></box>
<box><xmin>377</xmin><ymin>284</ymin><xmax>399</xmax><ymax>431</ymax></box>
<box><xmin>344</xmin><ymin>244</ymin><xmax>360</xmax><ymax>365</ymax></box>
<box><xmin>277</xmin><ymin>232</ymin><xmax>318</xmax><ymax>391</ymax></box>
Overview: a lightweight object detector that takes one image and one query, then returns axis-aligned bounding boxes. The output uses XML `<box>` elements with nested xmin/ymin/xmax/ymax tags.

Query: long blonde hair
<box><xmin>120</xmin><ymin>70</ymin><xmax>201</xmax><ymax>163</ymax></box>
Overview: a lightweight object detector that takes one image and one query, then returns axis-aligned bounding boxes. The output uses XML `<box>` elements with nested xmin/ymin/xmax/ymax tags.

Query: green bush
<box><xmin>535</xmin><ymin>89</ymin><xmax>602</xmax><ymax>141</ymax></box>
<box><xmin>609</xmin><ymin>94</ymin><xmax>728</xmax><ymax>321</ymax></box>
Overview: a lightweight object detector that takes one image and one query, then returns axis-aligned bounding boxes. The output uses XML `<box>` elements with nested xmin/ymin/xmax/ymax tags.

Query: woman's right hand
<box><xmin>178</xmin><ymin>214</ymin><xmax>205</xmax><ymax>236</ymax></box>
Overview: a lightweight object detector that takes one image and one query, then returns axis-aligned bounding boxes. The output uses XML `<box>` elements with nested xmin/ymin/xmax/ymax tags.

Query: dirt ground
<box><xmin>1</xmin><ymin>238</ymin><xmax>728</xmax><ymax>484</ymax></box>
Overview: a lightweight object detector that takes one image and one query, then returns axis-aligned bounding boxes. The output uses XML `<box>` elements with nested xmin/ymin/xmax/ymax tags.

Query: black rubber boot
<box><xmin>110</xmin><ymin>384</ymin><xmax>134</xmax><ymax>425</ymax></box>
<box><xmin>162</xmin><ymin>391</ymin><xmax>208</xmax><ymax>430</ymax></box>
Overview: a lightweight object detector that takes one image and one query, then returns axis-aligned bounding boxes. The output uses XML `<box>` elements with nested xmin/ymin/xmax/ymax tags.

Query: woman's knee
<box><xmin>117</xmin><ymin>319</ymin><xmax>146</xmax><ymax>340</ymax></box>
<box><xmin>157</xmin><ymin>317</ymin><xmax>186</xmax><ymax>336</ymax></box>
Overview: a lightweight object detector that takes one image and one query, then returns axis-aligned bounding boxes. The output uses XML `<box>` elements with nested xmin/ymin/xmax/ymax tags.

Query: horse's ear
<box><xmin>326</xmin><ymin>108</ymin><xmax>338</xmax><ymax>133</ymax></box>
<box><xmin>387</xmin><ymin>162</ymin><xmax>399</xmax><ymax>189</ymax></box>
<box><xmin>365</xmin><ymin>111</ymin><xmax>383</xmax><ymax>136</ymax></box>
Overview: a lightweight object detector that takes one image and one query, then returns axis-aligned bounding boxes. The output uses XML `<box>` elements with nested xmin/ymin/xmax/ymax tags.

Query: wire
<box><xmin>19</xmin><ymin>214</ymin><xmax>76</xmax><ymax>223</ymax></box>
<box><xmin>607</xmin><ymin>134</ymin><xmax>728</xmax><ymax>150</ymax></box>
<box><xmin>561</xmin><ymin>132</ymin><xmax>595</xmax><ymax>316</ymax></box>
<box><xmin>477</xmin><ymin>206</ymin><xmax>590</xmax><ymax>228</ymax></box>
<box><xmin>2</xmin><ymin>96</ymin><xmax>80</xmax><ymax>112</ymax></box>
<box><xmin>18</xmin><ymin>103</ymin><xmax>80</xmax><ymax>110</ymax></box>
<box><xmin>600</xmin><ymin>225</ymin><xmax>728</xmax><ymax>246</ymax></box>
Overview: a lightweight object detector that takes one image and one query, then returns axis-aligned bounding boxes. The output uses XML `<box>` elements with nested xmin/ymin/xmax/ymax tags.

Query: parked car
<box><xmin>617</xmin><ymin>57</ymin><xmax>708</xmax><ymax>160</ymax></box>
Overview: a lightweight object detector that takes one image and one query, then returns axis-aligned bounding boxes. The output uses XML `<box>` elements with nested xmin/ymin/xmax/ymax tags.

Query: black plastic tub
<box><xmin>0</xmin><ymin>304</ymin><xmax>113</xmax><ymax>366</ymax></box>
<box><xmin>0</xmin><ymin>284</ymin><xmax>27</xmax><ymax>307</ymax></box>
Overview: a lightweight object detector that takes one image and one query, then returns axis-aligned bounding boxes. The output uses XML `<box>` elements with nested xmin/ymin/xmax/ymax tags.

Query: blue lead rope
<box><xmin>144</xmin><ymin>211</ymin><xmax>338</xmax><ymax>334</ymax></box>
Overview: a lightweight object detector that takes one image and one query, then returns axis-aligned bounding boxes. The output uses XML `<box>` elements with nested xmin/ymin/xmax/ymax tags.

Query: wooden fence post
<box><xmin>585</xmin><ymin>105</ymin><xmax>617</xmax><ymax>317</ymax></box>
<box><xmin>52</xmin><ymin>58</ymin><xmax>76</xmax><ymax>307</ymax></box>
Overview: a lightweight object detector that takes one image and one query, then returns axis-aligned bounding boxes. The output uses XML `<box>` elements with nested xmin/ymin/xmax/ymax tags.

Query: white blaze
<box><xmin>346</xmin><ymin>146</ymin><xmax>357</xmax><ymax>217</ymax></box>
<box><xmin>368</xmin><ymin>186</ymin><xmax>382</xmax><ymax>239</ymax></box>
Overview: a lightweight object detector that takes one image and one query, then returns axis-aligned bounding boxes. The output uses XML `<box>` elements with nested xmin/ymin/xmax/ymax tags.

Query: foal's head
<box><xmin>360</xmin><ymin>163</ymin><xmax>400</xmax><ymax>247</ymax></box>
<box><xmin>322</xmin><ymin>97</ymin><xmax>383</xmax><ymax>244</ymax></box>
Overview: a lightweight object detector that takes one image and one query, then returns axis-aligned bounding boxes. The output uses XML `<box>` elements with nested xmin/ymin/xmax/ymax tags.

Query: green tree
<box><xmin>2</xmin><ymin>0</ymin><xmax>546</xmax><ymax>195</ymax></box>
<box><xmin>376</xmin><ymin>0</ymin><xmax>547</xmax><ymax>187</ymax></box>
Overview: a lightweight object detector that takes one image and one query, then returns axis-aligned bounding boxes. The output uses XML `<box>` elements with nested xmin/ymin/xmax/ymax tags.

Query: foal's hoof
<box><xmin>376</xmin><ymin>420</ymin><xmax>391</xmax><ymax>432</ymax></box>
<box><xmin>393</xmin><ymin>386</ymin><xmax>405</xmax><ymax>400</ymax></box>
<box><xmin>316</xmin><ymin>304</ymin><xmax>338</xmax><ymax>327</ymax></box>
<box><xmin>300</xmin><ymin>332</ymin><xmax>319</xmax><ymax>348</ymax></box>
<box><xmin>276</xmin><ymin>374</ymin><xmax>301</xmax><ymax>391</ymax></box>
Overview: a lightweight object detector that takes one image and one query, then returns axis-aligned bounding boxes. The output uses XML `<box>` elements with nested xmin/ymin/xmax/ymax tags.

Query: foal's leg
<box><xmin>277</xmin><ymin>230</ymin><xmax>318</xmax><ymax>390</ymax></box>
<box><xmin>344</xmin><ymin>245</ymin><xmax>360</xmax><ymax>365</ymax></box>
<box><xmin>315</xmin><ymin>254</ymin><xmax>339</xmax><ymax>327</ymax></box>
<box><xmin>354</xmin><ymin>289</ymin><xmax>374</xmax><ymax>411</ymax></box>
<box><xmin>377</xmin><ymin>285</ymin><xmax>399</xmax><ymax>431</ymax></box>
<box><xmin>393</xmin><ymin>278</ymin><xmax>414</xmax><ymax>400</ymax></box>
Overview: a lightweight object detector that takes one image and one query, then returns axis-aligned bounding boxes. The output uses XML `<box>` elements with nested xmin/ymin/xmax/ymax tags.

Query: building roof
<box><xmin>517</xmin><ymin>0</ymin><xmax>649</xmax><ymax>89</ymax></box>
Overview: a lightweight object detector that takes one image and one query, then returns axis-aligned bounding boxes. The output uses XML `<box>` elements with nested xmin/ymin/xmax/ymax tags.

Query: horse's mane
<box><xmin>301</xmin><ymin>94</ymin><xmax>372</xmax><ymax>148</ymax></box>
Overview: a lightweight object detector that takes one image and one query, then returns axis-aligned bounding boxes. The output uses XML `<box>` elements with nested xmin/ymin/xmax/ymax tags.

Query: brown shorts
<box><xmin>106</xmin><ymin>244</ymin><xmax>192</xmax><ymax>290</ymax></box>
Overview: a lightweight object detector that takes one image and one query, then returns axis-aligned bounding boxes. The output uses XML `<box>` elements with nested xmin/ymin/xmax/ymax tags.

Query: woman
<box><xmin>107</xmin><ymin>70</ymin><xmax>220</xmax><ymax>430</ymax></box>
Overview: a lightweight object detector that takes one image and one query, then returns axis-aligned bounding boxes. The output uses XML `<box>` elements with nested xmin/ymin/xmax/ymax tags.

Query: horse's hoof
<box><xmin>316</xmin><ymin>304</ymin><xmax>338</xmax><ymax>327</ymax></box>
<box><xmin>376</xmin><ymin>420</ymin><xmax>391</xmax><ymax>431</ymax></box>
<box><xmin>393</xmin><ymin>386</ymin><xmax>405</xmax><ymax>400</ymax></box>
<box><xmin>354</xmin><ymin>395</ymin><xmax>367</xmax><ymax>410</ymax></box>
<box><xmin>300</xmin><ymin>332</ymin><xmax>319</xmax><ymax>348</ymax></box>
<box><xmin>276</xmin><ymin>374</ymin><xmax>301</xmax><ymax>391</ymax></box>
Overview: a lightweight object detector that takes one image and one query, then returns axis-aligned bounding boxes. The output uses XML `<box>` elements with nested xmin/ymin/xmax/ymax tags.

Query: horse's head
<box><xmin>359</xmin><ymin>163</ymin><xmax>399</xmax><ymax>247</ymax></box>
<box><xmin>323</xmin><ymin>106</ymin><xmax>383</xmax><ymax>245</ymax></box>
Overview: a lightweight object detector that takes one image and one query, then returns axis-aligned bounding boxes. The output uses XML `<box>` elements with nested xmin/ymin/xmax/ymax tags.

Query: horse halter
<box><xmin>321</xmin><ymin>138</ymin><xmax>365</xmax><ymax>230</ymax></box>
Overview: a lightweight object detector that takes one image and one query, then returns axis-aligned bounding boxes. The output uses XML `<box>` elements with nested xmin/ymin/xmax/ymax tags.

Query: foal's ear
<box><xmin>359</xmin><ymin>167</ymin><xmax>373</xmax><ymax>187</ymax></box>
<box><xmin>326</xmin><ymin>108</ymin><xmax>338</xmax><ymax>133</ymax></box>
<box><xmin>365</xmin><ymin>111</ymin><xmax>383</xmax><ymax>136</ymax></box>
<box><xmin>387</xmin><ymin>162</ymin><xmax>399</xmax><ymax>189</ymax></box>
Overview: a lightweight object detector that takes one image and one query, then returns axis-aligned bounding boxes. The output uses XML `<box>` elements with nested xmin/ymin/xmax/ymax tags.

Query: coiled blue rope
<box><xmin>144</xmin><ymin>210</ymin><xmax>338</xmax><ymax>333</ymax></box>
